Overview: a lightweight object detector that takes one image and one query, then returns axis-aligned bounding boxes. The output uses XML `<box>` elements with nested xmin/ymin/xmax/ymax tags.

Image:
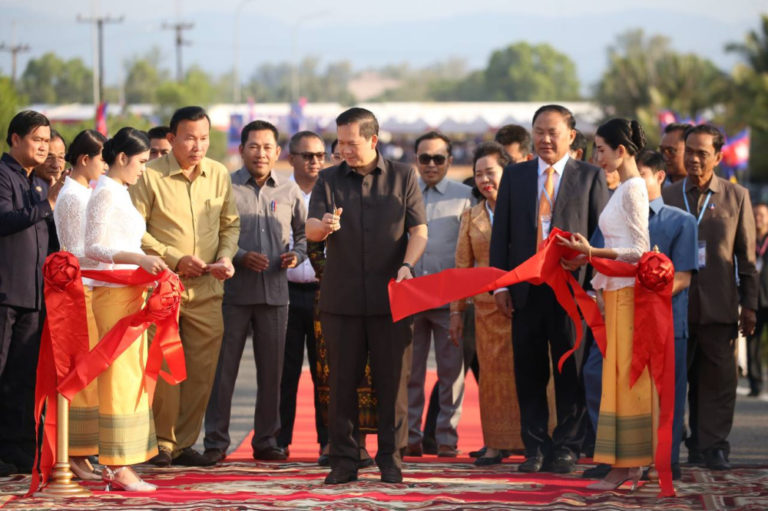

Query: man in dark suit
<box><xmin>490</xmin><ymin>104</ymin><xmax>609</xmax><ymax>474</ymax></box>
<box><xmin>0</xmin><ymin>110</ymin><xmax>63</xmax><ymax>474</ymax></box>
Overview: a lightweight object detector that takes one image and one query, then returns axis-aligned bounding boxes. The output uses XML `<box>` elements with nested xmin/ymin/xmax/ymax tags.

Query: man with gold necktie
<box><xmin>489</xmin><ymin>105</ymin><xmax>609</xmax><ymax>474</ymax></box>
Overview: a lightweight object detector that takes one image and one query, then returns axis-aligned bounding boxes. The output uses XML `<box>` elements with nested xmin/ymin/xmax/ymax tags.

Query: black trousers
<box><xmin>321</xmin><ymin>312</ymin><xmax>412</xmax><ymax>472</ymax></box>
<box><xmin>0</xmin><ymin>305</ymin><xmax>41</xmax><ymax>468</ymax></box>
<box><xmin>511</xmin><ymin>285</ymin><xmax>585</xmax><ymax>459</ymax></box>
<box><xmin>687</xmin><ymin>323</ymin><xmax>738</xmax><ymax>454</ymax></box>
<box><xmin>278</xmin><ymin>284</ymin><xmax>327</xmax><ymax>449</ymax></box>
<box><xmin>746</xmin><ymin>308</ymin><xmax>768</xmax><ymax>393</ymax></box>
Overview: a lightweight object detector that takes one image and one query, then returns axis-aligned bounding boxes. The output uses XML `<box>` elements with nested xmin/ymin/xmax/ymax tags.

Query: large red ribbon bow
<box><xmin>28</xmin><ymin>252</ymin><xmax>185</xmax><ymax>495</ymax></box>
<box><xmin>387</xmin><ymin>228</ymin><xmax>675</xmax><ymax>497</ymax></box>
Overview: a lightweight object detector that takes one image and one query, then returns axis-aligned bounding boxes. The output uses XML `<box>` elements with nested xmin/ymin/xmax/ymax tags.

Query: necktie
<box><xmin>536</xmin><ymin>167</ymin><xmax>555</xmax><ymax>249</ymax></box>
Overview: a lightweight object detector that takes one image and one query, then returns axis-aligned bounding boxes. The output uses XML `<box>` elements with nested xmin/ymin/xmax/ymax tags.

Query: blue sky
<box><xmin>0</xmin><ymin>0</ymin><xmax>764</xmax><ymax>97</ymax></box>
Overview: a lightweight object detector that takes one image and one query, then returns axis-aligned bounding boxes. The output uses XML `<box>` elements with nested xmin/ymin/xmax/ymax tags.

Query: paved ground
<box><xmin>194</xmin><ymin>336</ymin><xmax>768</xmax><ymax>466</ymax></box>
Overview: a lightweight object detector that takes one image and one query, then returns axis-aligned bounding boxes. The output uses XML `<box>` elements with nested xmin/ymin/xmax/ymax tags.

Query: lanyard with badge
<box><xmin>757</xmin><ymin>236</ymin><xmax>768</xmax><ymax>273</ymax></box>
<box><xmin>682</xmin><ymin>177</ymin><xmax>712</xmax><ymax>268</ymax></box>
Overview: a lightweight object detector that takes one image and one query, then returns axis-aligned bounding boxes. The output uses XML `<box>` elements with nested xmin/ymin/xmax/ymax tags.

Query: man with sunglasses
<box><xmin>406</xmin><ymin>131</ymin><xmax>473</xmax><ymax>458</ymax></box>
<box><xmin>277</xmin><ymin>130</ymin><xmax>328</xmax><ymax>462</ymax></box>
<box><xmin>660</xmin><ymin>123</ymin><xmax>692</xmax><ymax>185</ymax></box>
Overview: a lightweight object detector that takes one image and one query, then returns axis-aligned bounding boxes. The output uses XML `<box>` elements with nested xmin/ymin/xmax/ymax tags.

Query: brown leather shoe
<box><xmin>252</xmin><ymin>446</ymin><xmax>288</xmax><ymax>461</ymax></box>
<box><xmin>203</xmin><ymin>448</ymin><xmax>226</xmax><ymax>464</ymax></box>
<box><xmin>437</xmin><ymin>445</ymin><xmax>458</xmax><ymax>457</ymax></box>
<box><xmin>406</xmin><ymin>442</ymin><xmax>423</xmax><ymax>457</ymax></box>
<box><xmin>148</xmin><ymin>447</ymin><xmax>172</xmax><ymax>467</ymax></box>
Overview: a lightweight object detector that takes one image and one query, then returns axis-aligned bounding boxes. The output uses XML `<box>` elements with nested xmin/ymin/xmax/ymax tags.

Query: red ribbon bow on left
<box><xmin>28</xmin><ymin>251</ymin><xmax>185</xmax><ymax>495</ymax></box>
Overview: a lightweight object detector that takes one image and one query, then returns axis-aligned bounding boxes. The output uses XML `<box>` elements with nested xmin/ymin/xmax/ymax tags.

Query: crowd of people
<box><xmin>0</xmin><ymin>102</ymin><xmax>762</xmax><ymax>496</ymax></box>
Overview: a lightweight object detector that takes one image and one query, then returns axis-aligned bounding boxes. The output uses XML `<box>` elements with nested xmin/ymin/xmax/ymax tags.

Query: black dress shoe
<box><xmin>549</xmin><ymin>452</ymin><xmax>576</xmax><ymax>474</ymax></box>
<box><xmin>173</xmin><ymin>447</ymin><xmax>217</xmax><ymax>467</ymax></box>
<box><xmin>318</xmin><ymin>454</ymin><xmax>330</xmax><ymax>466</ymax></box>
<box><xmin>705</xmin><ymin>449</ymin><xmax>731</xmax><ymax>471</ymax></box>
<box><xmin>474</xmin><ymin>454</ymin><xmax>503</xmax><ymax>466</ymax></box>
<box><xmin>380</xmin><ymin>466</ymin><xmax>403</xmax><ymax>483</ymax></box>
<box><xmin>149</xmin><ymin>447</ymin><xmax>173</xmax><ymax>467</ymax></box>
<box><xmin>687</xmin><ymin>448</ymin><xmax>704</xmax><ymax>465</ymax></box>
<box><xmin>469</xmin><ymin>446</ymin><xmax>487</xmax><ymax>458</ymax></box>
<box><xmin>324</xmin><ymin>467</ymin><xmax>358</xmax><ymax>484</ymax></box>
<box><xmin>202</xmin><ymin>448</ymin><xmax>226</xmax><ymax>464</ymax></box>
<box><xmin>582</xmin><ymin>463</ymin><xmax>611</xmax><ymax>479</ymax></box>
<box><xmin>518</xmin><ymin>456</ymin><xmax>544</xmax><ymax>473</ymax></box>
<box><xmin>358</xmin><ymin>457</ymin><xmax>375</xmax><ymax>469</ymax></box>
<box><xmin>252</xmin><ymin>446</ymin><xmax>288</xmax><ymax>461</ymax></box>
<box><xmin>422</xmin><ymin>436</ymin><xmax>437</xmax><ymax>455</ymax></box>
<box><xmin>0</xmin><ymin>459</ymin><xmax>17</xmax><ymax>476</ymax></box>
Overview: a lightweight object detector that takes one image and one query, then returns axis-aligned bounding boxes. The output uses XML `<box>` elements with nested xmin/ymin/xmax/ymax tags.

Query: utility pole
<box><xmin>0</xmin><ymin>42</ymin><xmax>30</xmax><ymax>84</ymax></box>
<box><xmin>77</xmin><ymin>13</ymin><xmax>123</xmax><ymax>105</ymax></box>
<box><xmin>163</xmin><ymin>21</ymin><xmax>194</xmax><ymax>82</ymax></box>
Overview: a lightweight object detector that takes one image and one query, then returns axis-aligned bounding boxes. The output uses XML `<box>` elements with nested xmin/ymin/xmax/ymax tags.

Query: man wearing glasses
<box><xmin>660</xmin><ymin>123</ymin><xmax>692</xmax><ymax>185</ymax></box>
<box><xmin>406</xmin><ymin>131</ymin><xmax>473</xmax><ymax>458</ymax></box>
<box><xmin>662</xmin><ymin>124</ymin><xmax>758</xmax><ymax>471</ymax></box>
<box><xmin>277</xmin><ymin>130</ymin><xmax>328</xmax><ymax>461</ymax></box>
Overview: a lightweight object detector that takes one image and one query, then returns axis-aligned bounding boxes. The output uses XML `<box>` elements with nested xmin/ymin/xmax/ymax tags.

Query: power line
<box><xmin>0</xmin><ymin>42</ymin><xmax>30</xmax><ymax>84</ymax></box>
<box><xmin>76</xmin><ymin>13</ymin><xmax>124</xmax><ymax>105</ymax></box>
<box><xmin>162</xmin><ymin>21</ymin><xmax>194</xmax><ymax>83</ymax></box>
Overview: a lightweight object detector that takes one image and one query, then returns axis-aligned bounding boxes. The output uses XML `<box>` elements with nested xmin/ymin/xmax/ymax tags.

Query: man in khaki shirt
<box><xmin>130</xmin><ymin>106</ymin><xmax>240</xmax><ymax>467</ymax></box>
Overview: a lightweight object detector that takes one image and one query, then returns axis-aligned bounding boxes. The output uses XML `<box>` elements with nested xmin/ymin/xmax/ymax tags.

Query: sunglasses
<box><xmin>292</xmin><ymin>152</ymin><xmax>326</xmax><ymax>162</ymax></box>
<box><xmin>417</xmin><ymin>153</ymin><xmax>448</xmax><ymax>165</ymax></box>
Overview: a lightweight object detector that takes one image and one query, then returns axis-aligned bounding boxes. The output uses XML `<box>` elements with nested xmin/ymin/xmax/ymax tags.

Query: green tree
<box><xmin>20</xmin><ymin>52</ymin><xmax>93</xmax><ymax>103</ymax></box>
<box><xmin>124</xmin><ymin>50</ymin><xmax>169</xmax><ymax>104</ymax></box>
<box><xmin>483</xmin><ymin>42</ymin><xmax>580</xmax><ymax>101</ymax></box>
<box><xmin>596</xmin><ymin>29</ymin><xmax>731</xmax><ymax>141</ymax></box>
<box><xmin>726</xmin><ymin>15</ymin><xmax>768</xmax><ymax>181</ymax></box>
<box><xmin>0</xmin><ymin>76</ymin><xmax>23</xmax><ymax>148</ymax></box>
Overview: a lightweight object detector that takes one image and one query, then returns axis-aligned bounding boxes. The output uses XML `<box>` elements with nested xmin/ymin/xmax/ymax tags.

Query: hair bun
<box><xmin>629</xmin><ymin>120</ymin><xmax>647</xmax><ymax>153</ymax></box>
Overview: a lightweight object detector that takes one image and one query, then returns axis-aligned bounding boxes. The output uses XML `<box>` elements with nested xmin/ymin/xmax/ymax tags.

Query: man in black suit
<box><xmin>490</xmin><ymin>104</ymin><xmax>609</xmax><ymax>474</ymax></box>
<box><xmin>0</xmin><ymin>110</ymin><xmax>63</xmax><ymax>474</ymax></box>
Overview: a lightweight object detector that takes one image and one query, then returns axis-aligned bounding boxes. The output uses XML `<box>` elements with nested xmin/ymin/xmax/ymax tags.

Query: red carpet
<box><xmin>3</xmin><ymin>370</ymin><xmax>768</xmax><ymax>509</ymax></box>
<box><xmin>227</xmin><ymin>369</ymin><xmax>484</xmax><ymax>461</ymax></box>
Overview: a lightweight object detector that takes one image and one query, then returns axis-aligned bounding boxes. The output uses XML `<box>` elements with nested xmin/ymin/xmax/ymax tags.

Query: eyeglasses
<box><xmin>292</xmin><ymin>152</ymin><xmax>325</xmax><ymax>162</ymax></box>
<box><xmin>659</xmin><ymin>146</ymin><xmax>678</xmax><ymax>156</ymax></box>
<box><xmin>417</xmin><ymin>153</ymin><xmax>447</xmax><ymax>165</ymax></box>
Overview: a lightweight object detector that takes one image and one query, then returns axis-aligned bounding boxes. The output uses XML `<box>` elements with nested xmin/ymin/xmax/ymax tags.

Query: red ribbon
<box><xmin>388</xmin><ymin>228</ymin><xmax>676</xmax><ymax>497</ymax></box>
<box><xmin>28</xmin><ymin>252</ymin><xmax>185</xmax><ymax>495</ymax></box>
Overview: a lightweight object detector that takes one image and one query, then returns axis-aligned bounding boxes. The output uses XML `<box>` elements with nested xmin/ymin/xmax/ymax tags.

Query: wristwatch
<box><xmin>400</xmin><ymin>262</ymin><xmax>414</xmax><ymax>276</ymax></box>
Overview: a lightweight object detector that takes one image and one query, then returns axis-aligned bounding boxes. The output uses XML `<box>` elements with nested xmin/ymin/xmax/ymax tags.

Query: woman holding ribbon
<box><xmin>84</xmin><ymin>127</ymin><xmax>168</xmax><ymax>492</ymax></box>
<box><xmin>54</xmin><ymin>129</ymin><xmax>108</xmax><ymax>480</ymax></box>
<box><xmin>557</xmin><ymin>118</ymin><xmax>651</xmax><ymax>491</ymax></box>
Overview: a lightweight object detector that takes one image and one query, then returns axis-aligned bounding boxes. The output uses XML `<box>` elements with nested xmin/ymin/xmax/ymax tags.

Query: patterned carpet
<box><xmin>3</xmin><ymin>371</ymin><xmax>767</xmax><ymax>509</ymax></box>
<box><xmin>2</xmin><ymin>460</ymin><xmax>768</xmax><ymax>510</ymax></box>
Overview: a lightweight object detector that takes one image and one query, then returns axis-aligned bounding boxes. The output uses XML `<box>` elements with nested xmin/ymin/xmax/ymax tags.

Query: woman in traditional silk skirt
<box><xmin>557</xmin><ymin>118</ymin><xmax>651</xmax><ymax>491</ymax></box>
<box><xmin>450</xmin><ymin>142</ymin><xmax>525</xmax><ymax>465</ymax></box>
<box><xmin>54</xmin><ymin>129</ymin><xmax>108</xmax><ymax>480</ymax></box>
<box><xmin>84</xmin><ymin>127</ymin><xmax>168</xmax><ymax>492</ymax></box>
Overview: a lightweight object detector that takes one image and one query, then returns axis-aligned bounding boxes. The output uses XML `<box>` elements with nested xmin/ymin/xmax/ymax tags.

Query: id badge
<box><xmin>541</xmin><ymin>214</ymin><xmax>552</xmax><ymax>240</ymax></box>
<box><xmin>757</xmin><ymin>258</ymin><xmax>764</xmax><ymax>274</ymax></box>
<box><xmin>698</xmin><ymin>241</ymin><xmax>706</xmax><ymax>268</ymax></box>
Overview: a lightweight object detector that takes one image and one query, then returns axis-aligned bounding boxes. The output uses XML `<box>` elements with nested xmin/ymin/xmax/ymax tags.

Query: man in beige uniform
<box><xmin>130</xmin><ymin>106</ymin><xmax>240</xmax><ymax>466</ymax></box>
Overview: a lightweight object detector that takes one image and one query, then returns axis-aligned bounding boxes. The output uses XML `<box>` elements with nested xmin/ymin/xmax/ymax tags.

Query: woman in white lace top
<box><xmin>53</xmin><ymin>130</ymin><xmax>107</xmax><ymax>481</ymax></box>
<box><xmin>557</xmin><ymin>118</ymin><xmax>651</xmax><ymax>491</ymax></box>
<box><xmin>84</xmin><ymin>127</ymin><xmax>167</xmax><ymax>492</ymax></box>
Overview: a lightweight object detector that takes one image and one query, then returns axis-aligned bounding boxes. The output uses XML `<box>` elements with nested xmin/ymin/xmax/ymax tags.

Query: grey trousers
<box><xmin>204</xmin><ymin>302</ymin><xmax>288</xmax><ymax>453</ymax></box>
<box><xmin>407</xmin><ymin>308</ymin><xmax>465</xmax><ymax>447</ymax></box>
